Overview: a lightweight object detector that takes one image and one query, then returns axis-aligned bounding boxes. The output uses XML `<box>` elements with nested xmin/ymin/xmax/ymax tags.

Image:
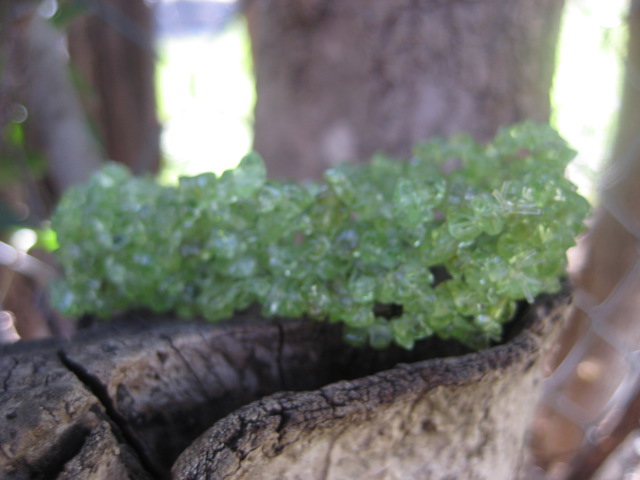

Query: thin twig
<box><xmin>0</xmin><ymin>241</ymin><xmax>58</xmax><ymax>285</ymax></box>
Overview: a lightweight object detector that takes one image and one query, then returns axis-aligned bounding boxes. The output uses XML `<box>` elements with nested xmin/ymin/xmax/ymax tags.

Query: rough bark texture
<box><xmin>0</xmin><ymin>339</ymin><xmax>150</xmax><ymax>480</ymax></box>
<box><xmin>0</xmin><ymin>293</ymin><xmax>567</xmax><ymax>479</ymax></box>
<box><xmin>173</xmin><ymin>296</ymin><xmax>567</xmax><ymax>480</ymax></box>
<box><xmin>66</xmin><ymin>0</ymin><xmax>160</xmax><ymax>174</ymax></box>
<box><xmin>0</xmin><ymin>314</ymin><xmax>468</xmax><ymax>479</ymax></box>
<box><xmin>245</xmin><ymin>0</ymin><xmax>565</xmax><ymax>180</ymax></box>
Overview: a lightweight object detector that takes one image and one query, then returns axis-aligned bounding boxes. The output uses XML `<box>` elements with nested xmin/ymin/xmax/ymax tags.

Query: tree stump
<box><xmin>1</xmin><ymin>292</ymin><xmax>567</xmax><ymax>479</ymax></box>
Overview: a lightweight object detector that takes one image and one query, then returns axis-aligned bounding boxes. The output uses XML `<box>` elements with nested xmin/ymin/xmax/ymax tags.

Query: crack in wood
<box><xmin>1</xmin><ymin>356</ymin><xmax>18</xmax><ymax>392</ymax></box>
<box><xmin>320</xmin><ymin>426</ymin><xmax>348</xmax><ymax>480</ymax></box>
<box><xmin>39</xmin><ymin>424</ymin><xmax>91</xmax><ymax>480</ymax></box>
<box><xmin>56</xmin><ymin>349</ymin><xmax>166</xmax><ymax>480</ymax></box>
<box><xmin>0</xmin><ymin>443</ymin><xmax>13</xmax><ymax>462</ymax></box>
<box><xmin>275</xmin><ymin>321</ymin><xmax>288</xmax><ymax>391</ymax></box>
<box><xmin>162</xmin><ymin>334</ymin><xmax>213</xmax><ymax>402</ymax></box>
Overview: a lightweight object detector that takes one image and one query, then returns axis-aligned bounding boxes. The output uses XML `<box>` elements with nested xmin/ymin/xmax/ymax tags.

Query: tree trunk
<box><xmin>245</xmin><ymin>0</ymin><xmax>565</xmax><ymax>180</ymax></box>
<box><xmin>574</xmin><ymin>0</ymin><xmax>640</xmax><ymax>307</ymax></box>
<box><xmin>1</xmin><ymin>294</ymin><xmax>567</xmax><ymax>480</ymax></box>
<box><xmin>19</xmin><ymin>15</ymin><xmax>104</xmax><ymax>193</ymax></box>
<box><xmin>1</xmin><ymin>7</ymin><xmax>103</xmax><ymax>200</ymax></box>
<box><xmin>66</xmin><ymin>0</ymin><xmax>160</xmax><ymax>175</ymax></box>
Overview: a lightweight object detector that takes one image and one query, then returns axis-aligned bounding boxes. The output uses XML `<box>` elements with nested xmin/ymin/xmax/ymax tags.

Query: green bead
<box><xmin>334</xmin><ymin>229</ymin><xmax>359</xmax><ymax>258</ymax></box>
<box><xmin>209</xmin><ymin>231</ymin><xmax>242</xmax><ymax>259</ymax></box>
<box><xmin>348</xmin><ymin>274</ymin><xmax>377</xmax><ymax>304</ymax></box>
<box><xmin>368</xmin><ymin>322</ymin><xmax>393</xmax><ymax>349</ymax></box>
<box><xmin>348</xmin><ymin>308</ymin><xmax>376</xmax><ymax>328</ymax></box>
<box><xmin>343</xmin><ymin>327</ymin><xmax>369</xmax><ymax>347</ymax></box>
<box><xmin>473</xmin><ymin>314</ymin><xmax>502</xmax><ymax>340</ymax></box>
<box><xmin>229</xmin><ymin>152</ymin><xmax>267</xmax><ymax>199</ymax></box>
<box><xmin>302</xmin><ymin>236</ymin><xmax>332</xmax><ymax>262</ymax></box>
<box><xmin>391</xmin><ymin>314</ymin><xmax>433</xmax><ymax>350</ymax></box>
<box><xmin>256</xmin><ymin>183</ymin><xmax>282</xmax><ymax>213</ymax></box>
<box><xmin>392</xmin><ymin>178</ymin><xmax>440</xmax><ymax>228</ymax></box>
<box><xmin>303</xmin><ymin>282</ymin><xmax>332</xmax><ymax>317</ymax></box>
<box><xmin>226</xmin><ymin>256</ymin><xmax>258</xmax><ymax>278</ymax></box>
<box><xmin>447</xmin><ymin>209</ymin><xmax>482</xmax><ymax>242</ymax></box>
<box><xmin>421</xmin><ymin>226</ymin><xmax>457</xmax><ymax>264</ymax></box>
<box><xmin>267</xmin><ymin>245</ymin><xmax>298</xmax><ymax>277</ymax></box>
<box><xmin>325</xmin><ymin>164</ymin><xmax>357</xmax><ymax>206</ymax></box>
<box><xmin>471</xmin><ymin>193</ymin><xmax>504</xmax><ymax>236</ymax></box>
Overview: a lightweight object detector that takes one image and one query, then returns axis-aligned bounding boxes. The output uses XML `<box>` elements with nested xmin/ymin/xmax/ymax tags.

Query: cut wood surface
<box><xmin>1</xmin><ymin>294</ymin><xmax>567</xmax><ymax>480</ymax></box>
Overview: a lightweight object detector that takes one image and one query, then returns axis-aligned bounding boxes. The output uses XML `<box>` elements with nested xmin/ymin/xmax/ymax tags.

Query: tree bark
<box><xmin>66</xmin><ymin>0</ymin><xmax>160</xmax><ymax>175</ymax></box>
<box><xmin>245</xmin><ymin>0</ymin><xmax>565</xmax><ymax>180</ymax></box>
<box><xmin>1</xmin><ymin>294</ymin><xmax>567</xmax><ymax>479</ymax></box>
<box><xmin>572</xmin><ymin>0</ymin><xmax>640</xmax><ymax>308</ymax></box>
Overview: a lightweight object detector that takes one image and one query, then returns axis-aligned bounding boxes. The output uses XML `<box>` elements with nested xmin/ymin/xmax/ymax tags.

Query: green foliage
<box><xmin>50</xmin><ymin>123</ymin><xmax>590</xmax><ymax>350</ymax></box>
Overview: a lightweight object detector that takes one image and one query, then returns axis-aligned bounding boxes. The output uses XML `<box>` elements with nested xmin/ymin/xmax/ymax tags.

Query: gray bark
<box><xmin>18</xmin><ymin>16</ymin><xmax>104</xmax><ymax>192</ymax></box>
<box><xmin>246</xmin><ymin>0</ymin><xmax>565</xmax><ymax>180</ymax></box>
<box><xmin>1</xmin><ymin>293</ymin><xmax>567</xmax><ymax>479</ymax></box>
<box><xmin>66</xmin><ymin>0</ymin><xmax>161</xmax><ymax>174</ymax></box>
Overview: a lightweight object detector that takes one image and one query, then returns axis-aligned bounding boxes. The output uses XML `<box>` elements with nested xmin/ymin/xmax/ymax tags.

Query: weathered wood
<box><xmin>0</xmin><ymin>293</ymin><xmax>567</xmax><ymax>479</ymax></box>
<box><xmin>172</xmin><ymin>295</ymin><xmax>567</xmax><ymax>480</ymax></box>
<box><xmin>0</xmin><ymin>340</ymin><xmax>150</xmax><ymax>480</ymax></box>
<box><xmin>0</xmin><ymin>314</ymin><xmax>441</xmax><ymax>478</ymax></box>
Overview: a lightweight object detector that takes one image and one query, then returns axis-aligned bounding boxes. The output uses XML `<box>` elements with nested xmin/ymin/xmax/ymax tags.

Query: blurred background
<box><xmin>0</xmin><ymin>0</ymin><xmax>639</xmax><ymax>478</ymax></box>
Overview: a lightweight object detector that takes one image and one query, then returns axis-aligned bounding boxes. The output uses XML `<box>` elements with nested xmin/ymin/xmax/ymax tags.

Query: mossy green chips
<box><xmin>51</xmin><ymin>123</ymin><xmax>590</xmax><ymax>350</ymax></box>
